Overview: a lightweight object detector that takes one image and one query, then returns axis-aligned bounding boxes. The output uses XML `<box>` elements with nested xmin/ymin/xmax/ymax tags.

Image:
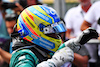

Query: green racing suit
<box><xmin>10</xmin><ymin>49</ymin><xmax>39</xmax><ymax>67</ymax></box>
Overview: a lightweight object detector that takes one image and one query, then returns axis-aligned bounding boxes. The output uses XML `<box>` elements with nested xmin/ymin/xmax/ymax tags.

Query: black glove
<box><xmin>59</xmin><ymin>27</ymin><xmax>98</xmax><ymax>52</ymax></box>
<box><xmin>76</xmin><ymin>27</ymin><xmax>98</xmax><ymax>45</ymax></box>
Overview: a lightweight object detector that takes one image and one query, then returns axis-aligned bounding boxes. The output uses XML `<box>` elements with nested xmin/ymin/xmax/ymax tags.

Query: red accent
<box><xmin>23</xmin><ymin>37</ymin><xmax>32</xmax><ymax>43</ymax></box>
<box><xmin>25</xmin><ymin>10</ymin><xmax>34</xmax><ymax>21</ymax></box>
<box><xmin>27</xmin><ymin>0</ymin><xmax>37</xmax><ymax>6</ymax></box>
<box><xmin>17</xmin><ymin>28</ymin><xmax>20</xmax><ymax>31</ymax></box>
<box><xmin>21</xmin><ymin>14</ymin><xmax>40</xmax><ymax>38</ymax></box>
<box><xmin>67</xmin><ymin>63</ymin><xmax>71</xmax><ymax>67</ymax></box>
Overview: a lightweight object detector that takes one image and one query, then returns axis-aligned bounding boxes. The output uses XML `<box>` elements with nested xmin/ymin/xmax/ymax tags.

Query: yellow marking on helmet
<box><xmin>22</xmin><ymin>10</ymin><xmax>46</xmax><ymax>35</ymax></box>
<box><xmin>47</xmin><ymin>37</ymin><xmax>61</xmax><ymax>52</ymax></box>
<box><xmin>21</xmin><ymin>10</ymin><xmax>37</xmax><ymax>29</ymax></box>
<box><xmin>27</xmin><ymin>9</ymin><xmax>50</xmax><ymax>26</ymax></box>
<box><xmin>33</xmin><ymin>6</ymin><xmax>48</xmax><ymax>15</ymax></box>
<box><xmin>39</xmin><ymin>32</ymin><xmax>62</xmax><ymax>52</ymax></box>
<box><xmin>17</xmin><ymin>20</ymin><xmax>21</xmax><ymax>30</ymax></box>
<box><xmin>25</xmin><ymin>36</ymin><xmax>33</xmax><ymax>41</ymax></box>
<box><xmin>33</xmin><ymin>6</ymin><xmax>54</xmax><ymax>24</ymax></box>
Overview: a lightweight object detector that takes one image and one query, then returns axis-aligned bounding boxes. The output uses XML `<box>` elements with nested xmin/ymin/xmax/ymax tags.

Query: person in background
<box><xmin>12</xmin><ymin>2</ymin><xmax>24</xmax><ymax>15</ymax></box>
<box><xmin>0</xmin><ymin>0</ymin><xmax>10</xmax><ymax>48</ymax></box>
<box><xmin>65</xmin><ymin>0</ymin><xmax>92</xmax><ymax>39</ymax></box>
<box><xmin>81</xmin><ymin>1</ymin><xmax>100</xmax><ymax>67</ymax></box>
<box><xmin>0</xmin><ymin>9</ymin><xmax>18</xmax><ymax>67</ymax></box>
<box><xmin>64</xmin><ymin>0</ymin><xmax>92</xmax><ymax>67</ymax></box>
<box><xmin>12</xmin><ymin>0</ymin><xmax>43</xmax><ymax>15</ymax></box>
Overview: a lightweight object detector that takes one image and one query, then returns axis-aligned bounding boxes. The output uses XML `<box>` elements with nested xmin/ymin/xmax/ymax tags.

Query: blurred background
<box><xmin>1</xmin><ymin>0</ymin><xmax>100</xmax><ymax>19</ymax></box>
<box><xmin>37</xmin><ymin>0</ymin><xmax>100</xmax><ymax>19</ymax></box>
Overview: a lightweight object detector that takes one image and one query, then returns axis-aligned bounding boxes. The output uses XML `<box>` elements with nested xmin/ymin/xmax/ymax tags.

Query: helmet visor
<box><xmin>43</xmin><ymin>21</ymin><xmax>66</xmax><ymax>34</ymax></box>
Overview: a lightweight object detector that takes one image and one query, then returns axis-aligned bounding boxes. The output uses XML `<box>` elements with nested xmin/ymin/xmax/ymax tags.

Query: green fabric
<box><xmin>0</xmin><ymin>19</ymin><xmax>9</xmax><ymax>39</ymax></box>
<box><xmin>10</xmin><ymin>49</ymin><xmax>39</xmax><ymax>67</ymax></box>
<box><xmin>10</xmin><ymin>43</ymin><xmax>66</xmax><ymax>67</ymax></box>
<box><xmin>58</xmin><ymin>43</ymin><xmax>65</xmax><ymax>50</ymax></box>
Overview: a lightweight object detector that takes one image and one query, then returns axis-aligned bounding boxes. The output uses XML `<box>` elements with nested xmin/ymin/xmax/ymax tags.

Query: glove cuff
<box><xmin>67</xmin><ymin>42</ymin><xmax>81</xmax><ymax>52</ymax></box>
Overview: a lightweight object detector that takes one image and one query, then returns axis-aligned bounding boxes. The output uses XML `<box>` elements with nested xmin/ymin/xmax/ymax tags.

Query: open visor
<box><xmin>43</xmin><ymin>21</ymin><xmax>66</xmax><ymax>34</ymax></box>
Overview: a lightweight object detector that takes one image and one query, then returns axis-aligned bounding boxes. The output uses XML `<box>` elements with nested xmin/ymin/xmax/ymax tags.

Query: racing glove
<box><xmin>59</xmin><ymin>27</ymin><xmax>99</xmax><ymax>52</ymax></box>
<box><xmin>36</xmin><ymin>46</ymin><xmax>74</xmax><ymax>67</ymax></box>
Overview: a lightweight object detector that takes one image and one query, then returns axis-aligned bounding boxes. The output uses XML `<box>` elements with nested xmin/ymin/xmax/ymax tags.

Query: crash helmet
<box><xmin>17</xmin><ymin>5</ymin><xmax>66</xmax><ymax>53</ymax></box>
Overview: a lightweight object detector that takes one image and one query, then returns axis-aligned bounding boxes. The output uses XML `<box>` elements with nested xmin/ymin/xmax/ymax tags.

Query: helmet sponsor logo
<box><xmin>42</xmin><ymin>7</ymin><xmax>49</xmax><ymax>14</ymax></box>
<box><xmin>31</xmin><ymin>35</ymin><xmax>38</xmax><ymax>39</ymax></box>
<box><xmin>41</xmin><ymin>6</ymin><xmax>56</xmax><ymax>15</ymax></box>
<box><xmin>20</xmin><ymin>14</ymin><xmax>40</xmax><ymax>38</ymax></box>
<box><xmin>40</xmin><ymin>42</ymin><xmax>52</xmax><ymax>49</ymax></box>
<box><xmin>50</xmin><ymin>9</ymin><xmax>56</xmax><ymax>15</ymax></box>
<box><xmin>25</xmin><ymin>17</ymin><xmax>35</xmax><ymax>28</ymax></box>
<box><xmin>34</xmin><ymin>10</ymin><xmax>49</xmax><ymax>21</ymax></box>
<box><xmin>40</xmin><ymin>6</ymin><xmax>60</xmax><ymax>22</ymax></box>
<box><xmin>39</xmin><ymin>38</ymin><xmax>54</xmax><ymax>48</ymax></box>
<box><xmin>25</xmin><ymin>10</ymin><xmax>34</xmax><ymax>21</ymax></box>
<box><xmin>27</xmin><ymin>7</ymin><xmax>52</xmax><ymax>23</ymax></box>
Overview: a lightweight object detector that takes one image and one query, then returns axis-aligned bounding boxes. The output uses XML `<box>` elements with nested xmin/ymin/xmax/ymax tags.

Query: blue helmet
<box><xmin>17</xmin><ymin>5</ymin><xmax>66</xmax><ymax>53</ymax></box>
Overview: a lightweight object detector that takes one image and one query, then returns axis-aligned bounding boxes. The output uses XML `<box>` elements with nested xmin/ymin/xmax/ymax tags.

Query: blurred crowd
<box><xmin>0</xmin><ymin>0</ymin><xmax>43</xmax><ymax>67</ymax></box>
<box><xmin>64</xmin><ymin>0</ymin><xmax>100</xmax><ymax>67</ymax></box>
<box><xmin>0</xmin><ymin>0</ymin><xmax>100</xmax><ymax>67</ymax></box>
